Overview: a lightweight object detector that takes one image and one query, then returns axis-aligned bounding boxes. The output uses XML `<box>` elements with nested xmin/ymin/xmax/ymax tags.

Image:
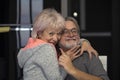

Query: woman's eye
<box><xmin>64</xmin><ymin>30</ymin><xmax>68</xmax><ymax>33</ymax></box>
<box><xmin>57</xmin><ymin>32</ymin><xmax>62</xmax><ymax>36</ymax></box>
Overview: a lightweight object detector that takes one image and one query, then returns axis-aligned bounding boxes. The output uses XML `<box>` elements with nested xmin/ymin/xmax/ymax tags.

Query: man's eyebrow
<box><xmin>64</xmin><ymin>28</ymin><xmax>77</xmax><ymax>30</ymax></box>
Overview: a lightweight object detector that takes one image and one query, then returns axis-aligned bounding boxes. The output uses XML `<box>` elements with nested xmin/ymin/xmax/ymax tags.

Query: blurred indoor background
<box><xmin>0</xmin><ymin>0</ymin><xmax>119</xmax><ymax>80</ymax></box>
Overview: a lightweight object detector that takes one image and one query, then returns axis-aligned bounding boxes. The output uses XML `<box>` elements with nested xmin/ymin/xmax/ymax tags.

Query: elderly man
<box><xmin>59</xmin><ymin>17</ymin><xmax>110</xmax><ymax>80</ymax></box>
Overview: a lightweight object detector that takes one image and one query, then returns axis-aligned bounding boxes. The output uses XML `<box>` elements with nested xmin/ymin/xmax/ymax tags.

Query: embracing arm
<box><xmin>80</xmin><ymin>38</ymin><xmax>98</xmax><ymax>58</ymax></box>
<box><xmin>65</xmin><ymin>38</ymin><xmax>98</xmax><ymax>60</ymax></box>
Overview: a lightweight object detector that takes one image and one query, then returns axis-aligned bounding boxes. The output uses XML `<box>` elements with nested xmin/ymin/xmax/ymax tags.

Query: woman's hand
<box><xmin>65</xmin><ymin>45</ymin><xmax>81</xmax><ymax>60</ymax></box>
<box><xmin>80</xmin><ymin>40</ymin><xmax>98</xmax><ymax>58</ymax></box>
<box><xmin>59</xmin><ymin>48</ymin><xmax>76</xmax><ymax>74</ymax></box>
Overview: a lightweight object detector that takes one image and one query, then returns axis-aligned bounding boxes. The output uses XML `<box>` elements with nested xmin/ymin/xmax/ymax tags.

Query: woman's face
<box><xmin>37</xmin><ymin>26</ymin><xmax>63</xmax><ymax>45</ymax></box>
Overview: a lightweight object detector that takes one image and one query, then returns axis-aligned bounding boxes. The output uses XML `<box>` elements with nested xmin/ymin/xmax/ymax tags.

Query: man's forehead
<box><xmin>64</xmin><ymin>27</ymin><xmax>77</xmax><ymax>30</ymax></box>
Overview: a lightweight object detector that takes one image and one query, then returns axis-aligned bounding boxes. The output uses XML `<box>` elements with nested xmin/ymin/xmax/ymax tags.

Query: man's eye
<box><xmin>49</xmin><ymin>32</ymin><xmax>54</xmax><ymax>36</ymax></box>
<box><xmin>72</xmin><ymin>30</ymin><xmax>77</xmax><ymax>33</ymax></box>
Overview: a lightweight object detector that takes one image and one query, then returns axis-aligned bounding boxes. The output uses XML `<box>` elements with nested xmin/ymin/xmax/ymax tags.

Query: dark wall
<box><xmin>43</xmin><ymin>0</ymin><xmax>61</xmax><ymax>13</ymax></box>
<box><xmin>68</xmin><ymin>0</ymin><xmax>112</xmax><ymax>55</ymax></box>
<box><xmin>0</xmin><ymin>33</ymin><xmax>9</xmax><ymax>80</ymax></box>
<box><xmin>0</xmin><ymin>0</ymin><xmax>9</xmax><ymax>23</ymax></box>
<box><xmin>0</xmin><ymin>0</ymin><xmax>9</xmax><ymax>80</ymax></box>
<box><xmin>0</xmin><ymin>0</ymin><xmax>17</xmax><ymax>80</ymax></box>
<box><xmin>112</xmin><ymin>0</ymin><xmax>120</xmax><ymax>79</ymax></box>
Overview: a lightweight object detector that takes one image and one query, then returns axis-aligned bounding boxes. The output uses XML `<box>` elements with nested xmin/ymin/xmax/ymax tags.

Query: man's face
<box><xmin>59</xmin><ymin>20</ymin><xmax>80</xmax><ymax>50</ymax></box>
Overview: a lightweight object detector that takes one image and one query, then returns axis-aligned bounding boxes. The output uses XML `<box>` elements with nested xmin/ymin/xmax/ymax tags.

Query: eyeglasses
<box><xmin>63</xmin><ymin>28</ymin><xmax>78</xmax><ymax>35</ymax></box>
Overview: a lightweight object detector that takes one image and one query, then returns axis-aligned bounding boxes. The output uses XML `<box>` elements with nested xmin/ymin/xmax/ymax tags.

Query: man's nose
<box><xmin>68</xmin><ymin>31</ymin><xmax>74</xmax><ymax>36</ymax></box>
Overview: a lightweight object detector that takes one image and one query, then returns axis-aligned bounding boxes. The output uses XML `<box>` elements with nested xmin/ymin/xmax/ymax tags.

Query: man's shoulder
<box><xmin>82</xmin><ymin>52</ymin><xmax>96</xmax><ymax>58</ymax></box>
<box><xmin>74</xmin><ymin>52</ymin><xmax>97</xmax><ymax>61</ymax></box>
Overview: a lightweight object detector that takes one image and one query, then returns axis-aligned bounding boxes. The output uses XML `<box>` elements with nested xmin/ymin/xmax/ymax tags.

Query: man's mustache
<box><xmin>65</xmin><ymin>37</ymin><xmax>77</xmax><ymax>40</ymax></box>
<box><xmin>65</xmin><ymin>35</ymin><xmax>80</xmax><ymax>40</ymax></box>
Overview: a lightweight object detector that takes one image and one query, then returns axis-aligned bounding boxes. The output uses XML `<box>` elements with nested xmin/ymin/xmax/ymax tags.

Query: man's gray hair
<box><xmin>65</xmin><ymin>17</ymin><xmax>80</xmax><ymax>35</ymax></box>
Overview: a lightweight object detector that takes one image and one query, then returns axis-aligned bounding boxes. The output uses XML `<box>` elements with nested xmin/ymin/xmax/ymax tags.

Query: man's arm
<box><xmin>59</xmin><ymin>49</ymin><xmax>110</xmax><ymax>80</ymax></box>
<box><xmin>68</xmin><ymin>67</ymin><xmax>103</xmax><ymax>80</ymax></box>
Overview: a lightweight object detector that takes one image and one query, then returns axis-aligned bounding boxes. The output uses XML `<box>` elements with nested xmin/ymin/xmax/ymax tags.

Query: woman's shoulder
<box><xmin>23</xmin><ymin>38</ymin><xmax>53</xmax><ymax>50</ymax></box>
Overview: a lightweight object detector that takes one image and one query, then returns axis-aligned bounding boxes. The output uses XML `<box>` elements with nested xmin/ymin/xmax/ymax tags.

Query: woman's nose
<box><xmin>53</xmin><ymin>34</ymin><xmax>58</xmax><ymax>42</ymax></box>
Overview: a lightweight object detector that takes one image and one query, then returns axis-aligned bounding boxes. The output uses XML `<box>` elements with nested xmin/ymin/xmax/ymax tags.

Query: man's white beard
<box><xmin>59</xmin><ymin>40</ymin><xmax>79</xmax><ymax>50</ymax></box>
<box><xmin>64</xmin><ymin>41</ymin><xmax>77</xmax><ymax>49</ymax></box>
<box><xmin>59</xmin><ymin>36</ymin><xmax>80</xmax><ymax>50</ymax></box>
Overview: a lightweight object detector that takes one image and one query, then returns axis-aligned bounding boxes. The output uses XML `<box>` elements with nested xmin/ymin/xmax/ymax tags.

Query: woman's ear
<box><xmin>37</xmin><ymin>32</ymin><xmax>41</xmax><ymax>39</ymax></box>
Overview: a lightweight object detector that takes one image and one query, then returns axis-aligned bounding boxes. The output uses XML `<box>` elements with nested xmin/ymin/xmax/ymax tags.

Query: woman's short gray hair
<box><xmin>31</xmin><ymin>8</ymin><xmax>65</xmax><ymax>38</ymax></box>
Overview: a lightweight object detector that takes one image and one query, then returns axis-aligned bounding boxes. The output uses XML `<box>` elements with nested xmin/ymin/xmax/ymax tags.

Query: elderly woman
<box><xmin>17</xmin><ymin>8</ymin><xmax>98</xmax><ymax>80</ymax></box>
